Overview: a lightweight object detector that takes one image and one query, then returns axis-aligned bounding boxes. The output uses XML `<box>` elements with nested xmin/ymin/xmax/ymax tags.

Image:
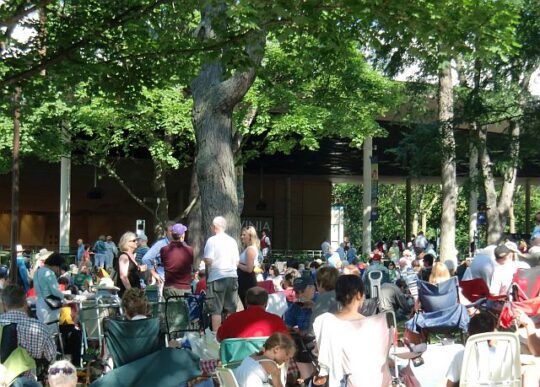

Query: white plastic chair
<box><xmin>215</xmin><ymin>367</ymin><xmax>240</xmax><ymax>387</ymax></box>
<box><xmin>460</xmin><ymin>332</ymin><xmax>522</xmax><ymax>387</ymax></box>
<box><xmin>368</xmin><ymin>270</ymin><xmax>383</xmax><ymax>300</ymax></box>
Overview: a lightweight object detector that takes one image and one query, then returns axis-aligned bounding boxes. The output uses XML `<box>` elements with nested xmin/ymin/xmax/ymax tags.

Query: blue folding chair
<box><xmin>406</xmin><ymin>276</ymin><xmax>469</xmax><ymax>343</ymax></box>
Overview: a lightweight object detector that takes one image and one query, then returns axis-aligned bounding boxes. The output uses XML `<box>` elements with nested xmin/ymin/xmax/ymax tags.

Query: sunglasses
<box><xmin>49</xmin><ymin>367</ymin><xmax>75</xmax><ymax>376</ymax></box>
<box><xmin>130</xmin><ymin>239</ymin><xmax>138</xmax><ymax>242</ymax></box>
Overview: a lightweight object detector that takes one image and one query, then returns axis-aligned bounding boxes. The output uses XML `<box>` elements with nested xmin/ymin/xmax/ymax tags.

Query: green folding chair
<box><xmin>104</xmin><ymin>317</ymin><xmax>163</xmax><ymax>368</ymax></box>
<box><xmin>219</xmin><ymin>337</ymin><xmax>268</xmax><ymax>369</ymax></box>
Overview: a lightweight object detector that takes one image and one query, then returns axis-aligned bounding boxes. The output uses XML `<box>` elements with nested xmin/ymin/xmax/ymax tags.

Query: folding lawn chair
<box><xmin>460</xmin><ymin>332</ymin><xmax>521</xmax><ymax>387</ymax></box>
<box><xmin>512</xmin><ymin>266</ymin><xmax>540</xmax><ymax>301</ymax></box>
<box><xmin>407</xmin><ymin>276</ymin><xmax>469</xmax><ymax>343</ymax></box>
<box><xmin>165</xmin><ymin>294</ymin><xmax>207</xmax><ymax>339</ymax></box>
<box><xmin>219</xmin><ymin>337</ymin><xmax>268</xmax><ymax>369</ymax></box>
<box><xmin>215</xmin><ymin>367</ymin><xmax>240</xmax><ymax>387</ymax></box>
<box><xmin>103</xmin><ymin>317</ymin><xmax>163</xmax><ymax>368</ymax></box>
<box><xmin>368</xmin><ymin>270</ymin><xmax>383</xmax><ymax>300</ymax></box>
<box><xmin>79</xmin><ymin>300</ymin><xmax>109</xmax><ymax>354</ymax></box>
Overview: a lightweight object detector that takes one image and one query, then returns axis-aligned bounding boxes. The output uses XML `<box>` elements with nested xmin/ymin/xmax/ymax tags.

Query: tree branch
<box><xmin>0</xmin><ymin>0</ymin><xmax>168</xmax><ymax>88</ymax></box>
<box><xmin>0</xmin><ymin>0</ymin><xmax>54</xmax><ymax>28</ymax></box>
<box><xmin>174</xmin><ymin>196</ymin><xmax>199</xmax><ymax>222</ymax></box>
<box><xmin>102</xmin><ymin>163</ymin><xmax>156</xmax><ymax>217</ymax></box>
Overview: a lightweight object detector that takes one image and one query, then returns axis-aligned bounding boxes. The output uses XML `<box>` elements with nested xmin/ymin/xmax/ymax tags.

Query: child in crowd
<box><xmin>387</xmin><ymin>261</ymin><xmax>400</xmax><ymax>283</ymax></box>
<box><xmin>282</xmin><ymin>269</ymin><xmax>299</xmax><ymax>304</ymax></box>
<box><xmin>269</xmin><ymin>265</ymin><xmax>283</xmax><ymax>292</ymax></box>
<box><xmin>195</xmin><ymin>270</ymin><xmax>206</xmax><ymax>295</ymax></box>
<box><xmin>234</xmin><ymin>332</ymin><xmax>295</xmax><ymax>387</ymax></box>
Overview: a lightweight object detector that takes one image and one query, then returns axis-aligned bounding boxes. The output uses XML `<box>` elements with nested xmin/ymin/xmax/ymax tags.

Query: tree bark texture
<box><xmin>152</xmin><ymin>161</ymin><xmax>169</xmax><ymax>236</ymax></box>
<box><xmin>10</xmin><ymin>86</ymin><xmax>22</xmax><ymax>284</ymax></box>
<box><xmin>478</xmin><ymin>120</ymin><xmax>520</xmax><ymax>245</ymax></box>
<box><xmin>187</xmin><ymin>161</ymin><xmax>204</xmax><ymax>265</ymax></box>
<box><xmin>191</xmin><ymin>4</ymin><xmax>264</xmax><ymax>242</ymax></box>
<box><xmin>438</xmin><ymin>61</ymin><xmax>457</xmax><ymax>264</ymax></box>
<box><xmin>468</xmin><ymin>127</ymin><xmax>478</xmax><ymax>250</ymax></box>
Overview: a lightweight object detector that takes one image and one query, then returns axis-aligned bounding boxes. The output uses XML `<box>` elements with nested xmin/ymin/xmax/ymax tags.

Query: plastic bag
<box><xmin>185</xmin><ymin>330</ymin><xmax>220</xmax><ymax>361</ymax></box>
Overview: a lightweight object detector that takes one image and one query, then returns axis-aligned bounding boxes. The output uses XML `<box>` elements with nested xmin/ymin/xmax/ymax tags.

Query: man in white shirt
<box><xmin>489</xmin><ymin>245</ymin><xmax>518</xmax><ymax>296</ymax></box>
<box><xmin>203</xmin><ymin>216</ymin><xmax>240</xmax><ymax>331</ymax></box>
<box><xmin>414</xmin><ymin>231</ymin><xmax>428</xmax><ymax>253</ymax></box>
<box><xmin>446</xmin><ymin>312</ymin><xmax>498</xmax><ymax>386</ymax></box>
<box><xmin>463</xmin><ymin>245</ymin><xmax>497</xmax><ymax>286</ymax></box>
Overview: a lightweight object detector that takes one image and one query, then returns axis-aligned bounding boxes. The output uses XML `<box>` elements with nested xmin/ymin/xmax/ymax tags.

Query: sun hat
<box><xmin>97</xmin><ymin>277</ymin><xmax>120</xmax><ymax>291</ymax></box>
<box><xmin>36</xmin><ymin>248</ymin><xmax>54</xmax><ymax>261</ymax></box>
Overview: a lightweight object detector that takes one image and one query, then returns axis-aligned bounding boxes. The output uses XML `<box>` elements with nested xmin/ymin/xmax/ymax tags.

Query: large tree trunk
<box><xmin>438</xmin><ymin>61</ymin><xmax>458</xmax><ymax>264</ymax></box>
<box><xmin>479</xmin><ymin>125</ymin><xmax>501</xmax><ymax>244</ymax></box>
<box><xmin>152</xmin><ymin>161</ymin><xmax>169</xmax><ymax>236</ymax></box>
<box><xmin>9</xmin><ymin>86</ymin><xmax>22</xmax><ymax>284</ymax></box>
<box><xmin>478</xmin><ymin>121</ymin><xmax>520</xmax><ymax>245</ymax></box>
<box><xmin>496</xmin><ymin>120</ymin><xmax>519</xmax><ymax>234</ymax></box>
<box><xmin>191</xmin><ymin>4</ymin><xmax>264</xmax><ymax>242</ymax></box>
<box><xmin>187</xmin><ymin>160</ymin><xmax>204</xmax><ymax>264</ymax></box>
<box><xmin>469</xmin><ymin>126</ymin><xmax>479</xmax><ymax>253</ymax></box>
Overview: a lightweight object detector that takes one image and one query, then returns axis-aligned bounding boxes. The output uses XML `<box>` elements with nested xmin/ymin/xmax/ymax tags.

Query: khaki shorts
<box><xmin>206</xmin><ymin>277</ymin><xmax>238</xmax><ymax>315</ymax></box>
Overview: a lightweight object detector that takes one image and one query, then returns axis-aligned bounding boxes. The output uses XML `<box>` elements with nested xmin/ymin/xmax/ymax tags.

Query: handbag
<box><xmin>35</xmin><ymin>268</ymin><xmax>63</xmax><ymax>309</ymax></box>
<box><xmin>45</xmin><ymin>294</ymin><xmax>63</xmax><ymax>309</ymax></box>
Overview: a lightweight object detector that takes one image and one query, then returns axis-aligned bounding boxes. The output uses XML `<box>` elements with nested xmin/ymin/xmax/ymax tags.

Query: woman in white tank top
<box><xmin>234</xmin><ymin>332</ymin><xmax>295</xmax><ymax>387</ymax></box>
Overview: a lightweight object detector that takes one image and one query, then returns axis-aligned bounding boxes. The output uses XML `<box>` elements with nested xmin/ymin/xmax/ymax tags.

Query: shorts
<box><xmin>206</xmin><ymin>277</ymin><xmax>238</xmax><ymax>315</ymax></box>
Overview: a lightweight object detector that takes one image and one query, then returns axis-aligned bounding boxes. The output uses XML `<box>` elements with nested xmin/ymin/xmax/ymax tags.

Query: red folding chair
<box><xmin>512</xmin><ymin>267</ymin><xmax>540</xmax><ymax>301</ymax></box>
<box><xmin>459</xmin><ymin>278</ymin><xmax>507</xmax><ymax>303</ymax></box>
<box><xmin>257</xmin><ymin>280</ymin><xmax>276</xmax><ymax>294</ymax></box>
<box><xmin>459</xmin><ymin>279</ymin><xmax>490</xmax><ymax>302</ymax></box>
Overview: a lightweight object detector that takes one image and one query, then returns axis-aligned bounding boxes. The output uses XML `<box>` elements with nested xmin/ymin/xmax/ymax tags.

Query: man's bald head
<box><xmin>245</xmin><ymin>286</ymin><xmax>268</xmax><ymax>307</ymax></box>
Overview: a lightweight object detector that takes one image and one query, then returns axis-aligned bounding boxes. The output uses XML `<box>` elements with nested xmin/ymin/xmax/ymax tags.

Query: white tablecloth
<box><xmin>394</xmin><ymin>343</ymin><xmax>464</xmax><ymax>387</ymax></box>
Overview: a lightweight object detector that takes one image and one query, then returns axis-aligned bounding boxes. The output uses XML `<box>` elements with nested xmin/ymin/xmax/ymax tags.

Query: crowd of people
<box><xmin>0</xmin><ymin>216</ymin><xmax>539</xmax><ymax>386</ymax></box>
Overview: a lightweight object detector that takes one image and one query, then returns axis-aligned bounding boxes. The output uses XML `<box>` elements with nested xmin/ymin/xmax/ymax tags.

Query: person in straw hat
<box><xmin>29</xmin><ymin>248</ymin><xmax>54</xmax><ymax>280</ymax></box>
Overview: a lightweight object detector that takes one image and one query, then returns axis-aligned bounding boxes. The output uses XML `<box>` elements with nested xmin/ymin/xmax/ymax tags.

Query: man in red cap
<box><xmin>160</xmin><ymin>223</ymin><xmax>194</xmax><ymax>298</ymax></box>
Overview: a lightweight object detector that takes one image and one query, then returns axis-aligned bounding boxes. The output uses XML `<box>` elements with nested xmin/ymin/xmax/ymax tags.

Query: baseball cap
<box><xmin>137</xmin><ymin>233</ymin><xmax>148</xmax><ymax>241</ymax></box>
<box><xmin>172</xmin><ymin>223</ymin><xmax>187</xmax><ymax>235</ymax></box>
<box><xmin>504</xmin><ymin>241</ymin><xmax>519</xmax><ymax>254</ymax></box>
<box><xmin>293</xmin><ymin>275</ymin><xmax>315</xmax><ymax>292</ymax></box>
<box><xmin>494</xmin><ymin>245</ymin><xmax>512</xmax><ymax>259</ymax></box>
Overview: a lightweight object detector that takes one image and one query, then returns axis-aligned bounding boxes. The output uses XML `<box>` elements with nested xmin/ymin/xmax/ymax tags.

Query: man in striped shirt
<box><xmin>0</xmin><ymin>285</ymin><xmax>56</xmax><ymax>379</ymax></box>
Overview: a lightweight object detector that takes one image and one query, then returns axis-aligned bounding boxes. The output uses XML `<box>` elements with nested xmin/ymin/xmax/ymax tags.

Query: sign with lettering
<box><xmin>241</xmin><ymin>217</ymin><xmax>273</xmax><ymax>233</ymax></box>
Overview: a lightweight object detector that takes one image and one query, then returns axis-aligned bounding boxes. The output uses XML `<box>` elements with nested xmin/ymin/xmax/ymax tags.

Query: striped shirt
<box><xmin>0</xmin><ymin>310</ymin><xmax>56</xmax><ymax>362</ymax></box>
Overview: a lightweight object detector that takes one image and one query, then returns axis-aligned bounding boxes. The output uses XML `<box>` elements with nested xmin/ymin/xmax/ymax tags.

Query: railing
<box><xmin>269</xmin><ymin>249</ymin><xmax>324</xmax><ymax>261</ymax></box>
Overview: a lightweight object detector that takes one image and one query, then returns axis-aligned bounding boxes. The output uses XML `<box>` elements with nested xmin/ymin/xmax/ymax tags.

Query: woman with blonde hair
<box><xmin>238</xmin><ymin>226</ymin><xmax>260</xmax><ymax>308</ymax></box>
<box><xmin>428</xmin><ymin>262</ymin><xmax>451</xmax><ymax>284</ymax></box>
<box><xmin>114</xmin><ymin>232</ymin><xmax>146</xmax><ymax>297</ymax></box>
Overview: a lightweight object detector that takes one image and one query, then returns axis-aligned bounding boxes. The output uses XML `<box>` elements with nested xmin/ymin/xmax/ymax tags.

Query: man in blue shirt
<box><xmin>285</xmin><ymin>275</ymin><xmax>318</xmax><ymax>333</ymax></box>
<box><xmin>76</xmin><ymin>239</ymin><xmax>85</xmax><ymax>264</ymax></box>
<box><xmin>142</xmin><ymin>221</ymin><xmax>174</xmax><ymax>297</ymax></box>
<box><xmin>15</xmin><ymin>245</ymin><xmax>29</xmax><ymax>293</ymax></box>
